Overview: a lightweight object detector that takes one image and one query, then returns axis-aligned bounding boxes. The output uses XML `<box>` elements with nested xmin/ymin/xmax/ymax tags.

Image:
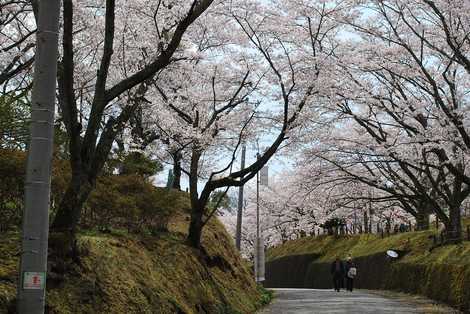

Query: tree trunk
<box><xmin>187</xmin><ymin>148</ymin><xmax>204</xmax><ymax>248</ymax></box>
<box><xmin>446</xmin><ymin>204</ymin><xmax>462</xmax><ymax>243</ymax></box>
<box><xmin>51</xmin><ymin>173</ymin><xmax>92</xmax><ymax>233</ymax></box>
<box><xmin>415</xmin><ymin>207</ymin><xmax>430</xmax><ymax>231</ymax></box>
<box><xmin>363</xmin><ymin>211</ymin><xmax>369</xmax><ymax>234</ymax></box>
<box><xmin>385</xmin><ymin>218</ymin><xmax>391</xmax><ymax>235</ymax></box>
<box><xmin>187</xmin><ymin>205</ymin><xmax>204</xmax><ymax>248</ymax></box>
<box><xmin>172</xmin><ymin>151</ymin><xmax>182</xmax><ymax>190</ymax></box>
<box><xmin>414</xmin><ymin>199</ymin><xmax>432</xmax><ymax>231</ymax></box>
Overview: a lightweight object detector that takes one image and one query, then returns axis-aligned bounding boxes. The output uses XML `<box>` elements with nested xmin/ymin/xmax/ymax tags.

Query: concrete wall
<box><xmin>266</xmin><ymin>252</ymin><xmax>392</xmax><ymax>290</ymax></box>
<box><xmin>304</xmin><ymin>252</ymin><xmax>393</xmax><ymax>290</ymax></box>
<box><xmin>264</xmin><ymin>254</ymin><xmax>319</xmax><ymax>288</ymax></box>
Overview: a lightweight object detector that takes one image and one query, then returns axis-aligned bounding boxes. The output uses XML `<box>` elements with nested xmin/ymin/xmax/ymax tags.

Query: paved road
<box><xmin>259</xmin><ymin>289</ymin><xmax>452</xmax><ymax>314</ymax></box>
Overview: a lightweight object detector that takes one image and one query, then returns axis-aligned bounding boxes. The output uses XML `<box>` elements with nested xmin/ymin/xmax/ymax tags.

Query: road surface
<box><xmin>259</xmin><ymin>289</ymin><xmax>459</xmax><ymax>314</ymax></box>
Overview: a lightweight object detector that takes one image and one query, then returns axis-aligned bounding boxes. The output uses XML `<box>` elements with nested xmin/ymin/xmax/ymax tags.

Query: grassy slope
<box><xmin>268</xmin><ymin>218</ymin><xmax>470</xmax><ymax>265</ymax></box>
<box><xmin>0</xmin><ymin>190</ymin><xmax>264</xmax><ymax>314</ymax></box>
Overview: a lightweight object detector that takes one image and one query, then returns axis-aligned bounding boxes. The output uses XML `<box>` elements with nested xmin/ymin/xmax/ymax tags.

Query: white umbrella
<box><xmin>387</xmin><ymin>250</ymin><xmax>399</xmax><ymax>258</ymax></box>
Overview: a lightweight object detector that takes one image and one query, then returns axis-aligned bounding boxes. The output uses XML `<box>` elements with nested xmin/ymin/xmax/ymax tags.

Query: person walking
<box><xmin>330</xmin><ymin>257</ymin><xmax>345</xmax><ymax>292</ymax></box>
<box><xmin>345</xmin><ymin>256</ymin><xmax>357</xmax><ymax>292</ymax></box>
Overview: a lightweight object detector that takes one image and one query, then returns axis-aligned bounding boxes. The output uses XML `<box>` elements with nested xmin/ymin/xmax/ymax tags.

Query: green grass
<box><xmin>268</xmin><ymin>218</ymin><xmax>470</xmax><ymax>265</ymax></box>
<box><xmin>0</xmin><ymin>195</ymin><xmax>265</xmax><ymax>314</ymax></box>
<box><xmin>0</xmin><ymin>232</ymin><xmax>18</xmax><ymax>312</ymax></box>
<box><xmin>258</xmin><ymin>285</ymin><xmax>274</xmax><ymax>306</ymax></box>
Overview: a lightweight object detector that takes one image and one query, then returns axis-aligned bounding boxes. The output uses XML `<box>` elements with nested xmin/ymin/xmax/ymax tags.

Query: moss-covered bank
<box><xmin>265</xmin><ymin>219</ymin><xmax>470</xmax><ymax>313</ymax></box>
<box><xmin>0</xmin><ymin>207</ymin><xmax>264</xmax><ymax>313</ymax></box>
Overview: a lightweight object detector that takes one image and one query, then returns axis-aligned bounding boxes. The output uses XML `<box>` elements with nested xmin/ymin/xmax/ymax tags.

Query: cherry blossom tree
<box><xmin>0</xmin><ymin>0</ymin><xmax>36</xmax><ymax>88</ymax></box>
<box><xmin>51</xmin><ymin>0</ymin><xmax>215</xmax><ymax>236</ymax></box>
<box><xmin>230</xmin><ymin>0</ymin><xmax>470</xmax><ymax>245</ymax></box>
<box><xmin>341</xmin><ymin>0</ymin><xmax>469</xmax><ymax>241</ymax></box>
<box><xmin>2</xmin><ymin>0</ymin><xmax>468</xmax><ymax>247</ymax></box>
<box><xmin>158</xmin><ymin>0</ymin><xmax>341</xmax><ymax>248</ymax></box>
<box><xmin>289</xmin><ymin>0</ymin><xmax>470</xmax><ymax>242</ymax></box>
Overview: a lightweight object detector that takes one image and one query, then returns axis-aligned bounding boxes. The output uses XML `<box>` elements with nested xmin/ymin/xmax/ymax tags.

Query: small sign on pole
<box><xmin>23</xmin><ymin>272</ymin><xmax>46</xmax><ymax>290</ymax></box>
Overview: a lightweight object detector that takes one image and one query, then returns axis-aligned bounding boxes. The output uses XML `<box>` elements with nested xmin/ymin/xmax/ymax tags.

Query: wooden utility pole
<box><xmin>17</xmin><ymin>1</ymin><xmax>61</xmax><ymax>313</ymax></box>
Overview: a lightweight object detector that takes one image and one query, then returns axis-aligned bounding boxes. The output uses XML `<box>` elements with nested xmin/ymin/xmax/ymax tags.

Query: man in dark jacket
<box><xmin>330</xmin><ymin>257</ymin><xmax>345</xmax><ymax>292</ymax></box>
<box><xmin>345</xmin><ymin>256</ymin><xmax>357</xmax><ymax>292</ymax></box>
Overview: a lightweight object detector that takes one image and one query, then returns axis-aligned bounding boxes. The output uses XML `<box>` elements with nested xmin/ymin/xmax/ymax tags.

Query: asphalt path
<box><xmin>259</xmin><ymin>289</ymin><xmax>456</xmax><ymax>314</ymax></box>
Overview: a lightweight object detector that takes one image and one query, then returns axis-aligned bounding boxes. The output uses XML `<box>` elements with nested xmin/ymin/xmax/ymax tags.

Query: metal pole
<box><xmin>17</xmin><ymin>1</ymin><xmax>61</xmax><ymax>313</ymax></box>
<box><xmin>353</xmin><ymin>207</ymin><xmax>357</xmax><ymax>234</ymax></box>
<box><xmin>255</xmin><ymin>153</ymin><xmax>260</xmax><ymax>281</ymax></box>
<box><xmin>370</xmin><ymin>189</ymin><xmax>374</xmax><ymax>233</ymax></box>
<box><xmin>256</xmin><ymin>156</ymin><xmax>260</xmax><ymax>249</ymax></box>
<box><xmin>235</xmin><ymin>145</ymin><xmax>246</xmax><ymax>251</ymax></box>
<box><xmin>363</xmin><ymin>210</ymin><xmax>368</xmax><ymax>234</ymax></box>
<box><xmin>254</xmin><ymin>152</ymin><xmax>260</xmax><ymax>282</ymax></box>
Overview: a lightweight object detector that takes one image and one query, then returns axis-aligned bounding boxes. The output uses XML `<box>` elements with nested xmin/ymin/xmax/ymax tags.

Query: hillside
<box><xmin>268</xmin><ymin>219</ymin><xmax>470</xmax><ymax>264</ymax></box>
<box><xmin>266</xmin><ymin>219</ymin><xmax>470</xmax><ymax>313</ymax></box>
<box><xmin>0</xmin><ymin>194</ymin><xmax>267</xmax><ymax>314</ymax></box>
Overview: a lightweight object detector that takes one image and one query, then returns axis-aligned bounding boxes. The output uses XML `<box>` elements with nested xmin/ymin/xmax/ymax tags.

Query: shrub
<box><xmin>84</xmin><ymin>175</ymin><xmax>173</xmax><ymax>234</ymax></box>
<box><xmin>0</xmin><ymin>148</ymin><xmax>176</xmax><ymax>235</ymax></box>
<box><xmin>0</xmin><ymin>149</ymin><xmax>71</xmax><ymax>232</ymax></box>
<box><xmin>0</xmin><ymin>149</ymin><xmax>25</xmax><ymax>232</ymax></box>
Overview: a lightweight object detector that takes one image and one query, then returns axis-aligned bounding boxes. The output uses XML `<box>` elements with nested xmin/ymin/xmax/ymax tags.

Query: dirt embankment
<box><xmin>1</xmin><ymin>213</ymin><xmax>265</xmax><ymax>314</ymax></box>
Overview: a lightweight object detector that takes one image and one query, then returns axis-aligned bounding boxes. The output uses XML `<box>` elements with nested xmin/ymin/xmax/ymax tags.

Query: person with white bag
<box><xmin>345</xmin><ymin>256</ymin><xmax>357</xmax><ymax>292</ymax></box>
